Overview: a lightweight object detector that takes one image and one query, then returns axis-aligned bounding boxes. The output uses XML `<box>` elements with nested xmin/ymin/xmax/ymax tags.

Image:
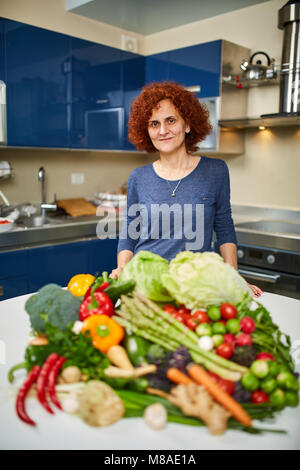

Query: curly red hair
<box><xmin>128</xmin><ymin>81</ymin><xmax>212</xmax><ymax>153</ymax></box>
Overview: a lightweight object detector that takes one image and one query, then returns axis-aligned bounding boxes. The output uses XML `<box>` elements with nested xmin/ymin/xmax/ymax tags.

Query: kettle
<box><xmin>240</xmin><ymin>51</ymin><xmax>277</xmax><ymax>80</ymax></box>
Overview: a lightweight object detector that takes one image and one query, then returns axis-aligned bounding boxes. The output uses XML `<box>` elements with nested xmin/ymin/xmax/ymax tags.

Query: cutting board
<box><xmin>56</xmin><ymin>198</ymin><xmax>97</xmax><ymax>217</ymax></box>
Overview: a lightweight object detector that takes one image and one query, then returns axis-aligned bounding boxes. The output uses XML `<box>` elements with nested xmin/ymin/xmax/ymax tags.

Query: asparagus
<box><xmin>116</xmin><ymin>293</ymin><xmax>248</xmax><ymax>379</ymax></box>
<box><xmin>132</xmin><ymin>293</ymin><xmax>248</xmax><ymax>374</ymax></box>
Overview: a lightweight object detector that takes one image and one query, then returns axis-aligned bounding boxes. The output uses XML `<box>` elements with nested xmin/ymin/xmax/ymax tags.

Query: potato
<box><xmin>79</xmin><ymin>381</ymin><xmax>124</xmax><ymax>427</ymax></box>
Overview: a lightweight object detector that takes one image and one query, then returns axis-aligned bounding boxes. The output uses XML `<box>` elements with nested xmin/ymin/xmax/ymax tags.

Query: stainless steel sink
<box><xmin>235</xmin><ymin>220</ymin><xmax>300</xmax><ymax>237</ymax></box>
<box><xmin>15</xmin><ymin>215</ymin><xmax>64</xmax><ymax>228</ymax></box>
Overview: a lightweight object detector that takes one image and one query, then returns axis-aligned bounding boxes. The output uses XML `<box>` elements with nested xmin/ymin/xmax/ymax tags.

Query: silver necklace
<box><xmin>166</xmin><ymin>179</ymin><xmax>182</xmax><ymax>197</ymax></box>
<box><xmin>158</xmin><ymin>161</ymin><xmax>182</xmax><ymax>197</ymax></box>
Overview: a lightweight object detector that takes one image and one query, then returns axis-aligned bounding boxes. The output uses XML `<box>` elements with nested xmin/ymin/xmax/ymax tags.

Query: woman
<box><xmin>110</xmin><ymin>81</ymin><xmax>262</xmax><ymax>298</ymax></box>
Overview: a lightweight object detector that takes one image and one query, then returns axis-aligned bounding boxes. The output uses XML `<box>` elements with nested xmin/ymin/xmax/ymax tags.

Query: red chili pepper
<box><xmin>16</xmin><ymin>365</ymin><xmax>40</xmax><ymax>426</ymax></box>
<box><xmin>36</xmin><ymin>353</ymin><xmax>59</xmax><ymax>414</ymax></box>
<box><xmin>79</xmin><ymin>289</ymin><xmax>114</xmax><ymax>321</ymax></box>
<box><xmin>46</xmin><ymin>356</ymin><xmax>66</xmax><ymax>410</ymax></box>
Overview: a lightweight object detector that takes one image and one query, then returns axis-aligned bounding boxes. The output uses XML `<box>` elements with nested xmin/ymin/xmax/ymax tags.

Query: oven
<box><xmin>237</xmin><ymin>244</ymin><xmax>300</xmax><ymax>300</ymax></box>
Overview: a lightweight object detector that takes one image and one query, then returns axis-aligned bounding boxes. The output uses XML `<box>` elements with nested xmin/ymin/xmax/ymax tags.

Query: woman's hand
<box><xmin>248</xmin><ymin>283</ymin><xmax>264</xmax><ymax>298</ymax></box>
<box><xmin>109</xmin><ymin>267</ymin><xmax>123</xmax><ymax>280</ymax></box>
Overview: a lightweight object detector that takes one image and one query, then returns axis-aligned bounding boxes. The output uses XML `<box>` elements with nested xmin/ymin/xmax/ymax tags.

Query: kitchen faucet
<box><xmin>38</xmin><ymin>167</ymin><xmax>57</xmax><ymax>218</ymax></box>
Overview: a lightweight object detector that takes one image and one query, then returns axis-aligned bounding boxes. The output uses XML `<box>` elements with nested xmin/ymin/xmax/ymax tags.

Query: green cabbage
<box><xmin>161</xmin><ymin>251</ymin><xmax>251</xmax><ymax>309</ymax></box>
<box><xmin>119</xmin><ymin>250</ymin><xmax>172</xmax><ymax>302</ymax></box>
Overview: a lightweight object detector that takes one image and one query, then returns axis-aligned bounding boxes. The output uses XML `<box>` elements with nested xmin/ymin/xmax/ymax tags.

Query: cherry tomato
<box><xmin>216</xmin><ymin>342</ymin><xmax>234</xmax><ymax>359</ymax></box>
<box><xmin>236</xmin><ymin>333</ymin><xmax>253</xmax><ymax>346</ymax></box>
<box><xmin>185</xmin><ymin>316</ymin><xmax>199</xmax><ymax>331</ymax></box>
<box><xmin>251</xmin><ymin>390</ymin><xmax>270</xmax><ymax>404</ymax></box>
<box><xmin>240</xmin><ymin>316</ymin><xmax>256</xmax><ymax>334</ymax></box>
<box><xmin>220</xmin><ymin>303</ymin><xmax>238</xmax><ymax>320</ymax></box>
<box><xmin>192</xmin><ymin>310</ymin><xmax>211</xmax><ymax>324</ymax></box>
<box><xmin>224</xmin><ymin>333</ymin><xmax>237</xmax><ymax>347</ymax></box>
<box><xmin>218</xmin><ymin>379</ymin><xmax>235</xmax><ymax>396</ymax></box>
<box><xmin>163</xmin><ymin>304</ymin><xmax>178</xmax><ymax>315</ymax></box>
<box><xmin>177</xmin><ymin>305</ymin><xmax>191</xmax><ymax>316</ymax></box>
<box><xmin>208</xmin><ymin>372</ymin><xmax>221</xmax><ymax>383</ymax></box>
<box><xmin>257</xmin><ymin>352</ymin><xmax>275</xmax><ymax>361</ymax></box>
<box><xmin>171</xmin><ymin>311</ymin><xmax>187</xmax><ymax>325</ymax></box>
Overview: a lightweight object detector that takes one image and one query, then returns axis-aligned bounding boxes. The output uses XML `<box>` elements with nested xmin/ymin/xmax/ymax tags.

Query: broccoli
<box><xmin>25</xmin><ymin>283</ymin><xmax>81</xmax><ymax>333</ymax></box>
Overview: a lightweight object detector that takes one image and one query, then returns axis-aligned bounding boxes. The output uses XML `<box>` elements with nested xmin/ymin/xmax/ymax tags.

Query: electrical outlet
<box><xmin>71</xmin><ymin>173</ymin><xmax>85</xmax><ymax>184</ymax></box>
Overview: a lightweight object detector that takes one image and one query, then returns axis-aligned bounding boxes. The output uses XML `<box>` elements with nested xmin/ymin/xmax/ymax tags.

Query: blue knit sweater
<box><xmin>117</xmin><ymin>156</ymin><xmax>237</xmax><ymax>261</ymax></box>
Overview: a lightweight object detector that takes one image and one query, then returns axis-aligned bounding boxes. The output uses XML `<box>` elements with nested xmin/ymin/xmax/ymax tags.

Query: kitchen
<box><xmin>0</xmin><ymin>0</ymin><xmax>300</xmax><ymax>451</ymax></box>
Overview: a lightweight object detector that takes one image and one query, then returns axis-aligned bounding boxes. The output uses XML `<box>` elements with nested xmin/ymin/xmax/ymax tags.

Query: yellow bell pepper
<box><xmin>81</xmin><ymin>314</ymin><xmax>124</xmax><ymax>354</ymax></box>
<box><xmin>67</xmin><ymin>273</ymin><xmax>96</xmax><ymax>297</ymax></box>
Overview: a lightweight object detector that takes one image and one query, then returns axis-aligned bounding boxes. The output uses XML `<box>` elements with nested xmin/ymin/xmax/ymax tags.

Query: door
<box><xmin>5</xmin><ymin>19</ymin><xmax>70</xmax><ymax>147</ymax></box>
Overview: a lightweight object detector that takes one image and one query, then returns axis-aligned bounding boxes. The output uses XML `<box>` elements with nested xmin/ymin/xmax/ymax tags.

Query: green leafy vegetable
<box><xmin>24</xmin><ymin>323</ymin><xmax>110</xmax><ymax>380</ymax></box>
<box><xmin>161</xmin><ymin>251</ymin><xmax>251</xmax><ymax>309</ymax></box>
<box><xmin>237</xmin><ymin>300</ymin><xmax>294</xmax><ymax>371</ymax></box>
<box><xmin>25</xmin><ymin>284</ymin><xmax>81</xmax><ymax>333</ymax></box>
<box><xmin>119</xmin><ymin>250</ymin><xmax>172</xmax><ymax>302</ymax></box>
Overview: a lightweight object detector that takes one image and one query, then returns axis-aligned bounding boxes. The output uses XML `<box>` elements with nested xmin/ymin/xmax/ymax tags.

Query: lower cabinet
<box><xmin>0</xmin><ymin>238</ymin><xmax>119</xmax><ymax>300</ymax></box>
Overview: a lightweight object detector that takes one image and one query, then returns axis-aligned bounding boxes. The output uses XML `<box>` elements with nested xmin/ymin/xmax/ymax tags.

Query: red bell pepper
<box><xmin>79</xmin><ymin>289</ymin><xmax>114</xmax><ymax>321</ymax></box>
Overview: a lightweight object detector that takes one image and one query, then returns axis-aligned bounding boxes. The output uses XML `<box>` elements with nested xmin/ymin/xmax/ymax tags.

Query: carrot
<box><xmin>166</xmin><ymin>367</ymin><xmax>195</xmax><ymax>385</ymax></box>
<box><xmin>187</xmin><ymin>363</ymin><xmax>252</xmax><ymax>427</ymax></box>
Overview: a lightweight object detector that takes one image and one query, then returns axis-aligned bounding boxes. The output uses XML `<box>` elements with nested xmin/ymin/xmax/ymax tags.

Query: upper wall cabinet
<box><xmin>122</xmin><ymin>52</ymin><xmax>145</xmax><ymax>150</ymax></box>
<box><xmin>5</xmin><ymin>19</ymin><xmax>71</xmax><ymax>148</ymax></box>
<box><xmin>145</xmin><ymin>41</ymin><xmax>222</xmax><ymax>98</ymax></box>
<box><xmin>0</xmin><ymin>19</ymin><xmax>5</xmax><ymax>82</ymax></box>
<box><xmin>70</xmin><ymin>38</ymin><xmax>123</xmax><ymax>149</ymax></box>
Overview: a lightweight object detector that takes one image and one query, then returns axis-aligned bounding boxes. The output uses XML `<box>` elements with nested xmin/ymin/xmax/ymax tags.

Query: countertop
<box><xmin>0</xmin><ymin>291</ymin><xmax>299</xmax><ymax>450</ymax></box>
<box><xmin>1</xmin><ymin>204</ymin><xmax>300</xmax><ymax>253</ymax></box>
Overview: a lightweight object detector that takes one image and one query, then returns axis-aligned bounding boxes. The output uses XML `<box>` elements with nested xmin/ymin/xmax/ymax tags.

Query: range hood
<box><xmin>220</xmin><ymin>0</ymin><xmax>300</xmax><ymax>129</ymax></box>
<box><xmin>261</xmin><ymin>0</ymin><xmax>300</xmax><ymax>122</ymax></box>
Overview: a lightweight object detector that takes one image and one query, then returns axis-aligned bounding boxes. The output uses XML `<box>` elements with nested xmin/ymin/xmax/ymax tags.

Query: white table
<box><xmin>0</xmin><ymin>292</ymin><xmax>300</xmax><ymax>450</ymax></box>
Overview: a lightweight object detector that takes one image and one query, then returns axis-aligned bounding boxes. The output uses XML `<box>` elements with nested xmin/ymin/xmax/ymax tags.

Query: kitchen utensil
<box><xmin>240</xmin><ymin>51</ymin><xmax>277</xmax><ymax>80</ymax></box>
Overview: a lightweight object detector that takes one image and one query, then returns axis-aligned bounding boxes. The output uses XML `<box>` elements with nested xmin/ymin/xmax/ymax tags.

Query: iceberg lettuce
<box><xmin>119</xmin><ymin>250</ymin><xmax>172</xmax><ymax>302</ymax></box>
<box><xmin>161</xmin><ymin>251</ymin><xmax>251</xmax><ymax>309</ymax></box>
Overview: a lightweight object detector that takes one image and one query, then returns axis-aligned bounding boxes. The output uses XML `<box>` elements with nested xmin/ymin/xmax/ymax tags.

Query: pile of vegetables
<box><xmin>8</xmin><ymin>250</ymin><xmax>299</xmax><ymax>436</ymax></box>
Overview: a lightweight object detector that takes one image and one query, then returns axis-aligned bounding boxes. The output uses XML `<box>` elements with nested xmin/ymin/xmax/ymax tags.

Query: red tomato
<box><xmin>171</xmin><ymin>311</ymin><xmax>187</xmax><ymax>325</ymax></box>
<box><xmin>220</xmin><ymin>303</ymin><xmax>238</xmax><ymax>320</ymax></box>
<box><xmin>208</xmin><ymin>372</ymin><xmax>221</xmax><ymax>383</ymax></box>
<box><xmin>192</xmin><ymin>310</ymin><xmax>211</xmax><ymax>324</ymax></box>
<box><xmin>218</xmin><ymin>379</ymin><xmax>235</xmax><ymax>396</ymax></box>
<box><xmin>216</xmin><ymin>343</ymin><xmax>234</xmax><ymax>359</ymax></box>
<box><xmin>251</xmin><ymin>390</ymin><xmax>270</xmax><ymax>404</ymax></box>
<box><xmin>185</xmin><ymin>316</ymin><xmax>199</xmax><ymax>331</ymax></box>
<box><xmin>256</xmin><ymin>352</ymin><xmax>275</xmax><ymax>361</ymax></box>
<box><xmin>177</xmin><ymin>305</ymin><xmax>191</xmax><ymax>316</ymax></box>
<box><xmin>240</xmin><ymin>316</ymin><xmax>256</xmax><ymax>334</ymax></box>
<box><xmin>236</xmin><ymin>333</ymin><xmax>253</xmax><ymax>346</ymax></box>
<box><xmin>224</xmin><ymin>333</ymin><xmax>237</xmax><ymax>347</ymax></box>
<box><xmin>163</xmin><ymin>304</ymin><xmax>177</xmax><ymax>315</ymax></box>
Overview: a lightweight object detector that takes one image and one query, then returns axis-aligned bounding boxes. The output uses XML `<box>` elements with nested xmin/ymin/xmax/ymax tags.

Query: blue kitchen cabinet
<box><xmin>27</xmin><ymin>241</ymin><xmax>90</xmax><ymax>292</ymax></box>
<box><xmin>0</xmin><ymin>18</ymin><xmax>5</xmax><ymax>82</ymax></box>
<box><xmin>5</xmin><ymin>19</ymin><xmax>71</xmax><ymax>147</ymax></box>
<box><xmin>122</xmin><ymin>52</ymin><xmax>145</xmax><ymax>150</ymax></box>
<box><xmin>70</xmin><ymin>38</ymin><xmax>123</xmax><ymax>149</ymax></box>
<box><xmin>86</xmin><ymin>238</ymin><xmax>118</xmax><ymax>275</ymax></box>
<box><xmin>0</xmin><ymin>249</ymin><xmax>29</xmax><ymax>300</ymax></box>
<box><xmin>146</xmin><ymin>41</ymin><xmax>222</xmax><ymax>98</ymax></box>
<box><xmin>145</xmin><ymin>52</ymin><xmax>170</xmax><ymax>84</ymax></box>
<box><xmin>168</xmin><ymin>41</ymin><xmax>222</xmax><ymax>97</ymax></box>
<box><xmin>26</xmin><ymin>238</ymin><xmax>118</xmax><ymax>294</ymax></box>
<box><xmin>0</xmin><ymin>237</ymin><xmax>118</xmax><ymax>299</ymax></box>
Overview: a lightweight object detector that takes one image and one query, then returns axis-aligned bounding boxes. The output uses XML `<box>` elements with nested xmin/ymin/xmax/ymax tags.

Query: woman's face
<box><xmin>148</xmin><ymin>99</ymin><xmax>190</xmax><ymax>155</ymax></box>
